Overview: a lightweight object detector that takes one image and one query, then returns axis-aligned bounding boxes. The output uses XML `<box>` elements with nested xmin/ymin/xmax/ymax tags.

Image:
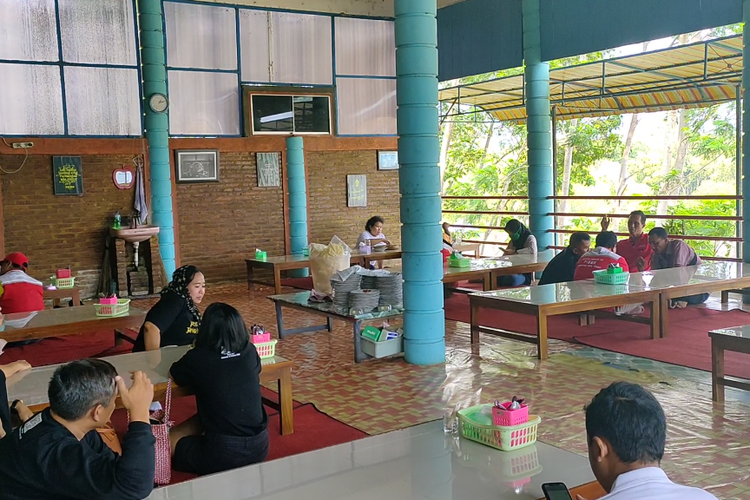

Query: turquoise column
<box><xmin>286</xmin><ymin>137</ymin><xmax>309</xmax><ymax>278</ymax></box>
<box><xmin>743</xmin><ymin>0</ymin><xmax>750</xmax><ymax>302</ymax></box>
<box><xmin>522</xmin><ymin>0</ymin><xmax>554</xmax><ymax>250</ymax></box>
<box><xmin>138</xmin><ymin>0</ymin><xmax>175</xmax><ymax>277</ymax></box>
<box><xmin>396</xmin><ymin>0</ymin><xmax>445</xmax><ymax>365</ymax></box>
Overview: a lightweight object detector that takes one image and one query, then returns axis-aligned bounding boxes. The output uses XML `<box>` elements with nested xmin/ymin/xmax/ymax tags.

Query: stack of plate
<box><xmin>376</xmin><ymin>273</ymin><xmax>403</xmax><ymax>307</ymax></box>
<box><xmin>349</xmin><ymin>289</ymin><xmax>380</xmax><ymax>312</ymax></box>
<box><xmin>361</xmin><ymin>275</ymin><xmax>378</xmax><ymax>290</ymax></box>
<box><xmin>331</xmin><ymin>274</ymin><xmax>362</xmax><ymax>310</ymax></box>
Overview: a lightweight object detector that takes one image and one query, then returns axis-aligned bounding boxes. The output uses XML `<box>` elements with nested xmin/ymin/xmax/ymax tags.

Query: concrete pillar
<box><xmin>138</xmin><ymin>0</ymin><xmax>175</xmax><ymax>277</ymax></box>
<box><xmin>395</xmin><ymin>0</ymin><xmax>445</xmax><ymax>365</ymax></box>
<box><xmin>522</xmin><ymin>0</ymin><xmax>554</xmax><ymax>250</ymax></box>
<box><xmin>743</xmin><ymin>0</ymin><xmax>750</xmax><ymax>301</ymax></box>
<box><xmin>286</xmin><ymin>137</ymin><xmax>309</xmax><ymax>278</ymax></box>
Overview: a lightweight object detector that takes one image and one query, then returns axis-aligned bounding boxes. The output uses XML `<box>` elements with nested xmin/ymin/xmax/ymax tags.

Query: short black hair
<box><xmin>48</xmin><ymin>359</ymin><xmax>118</xmax><ymax>421</ymax></box>
<box><xmin>569</xmin><ymin>232</ymin><xmax>591</xmax><ymax>247</ymax></box>
<box><xmin>649</xmin><ymin>227</ymin><xmax>668</xmax><ymax>240</ymax></box>
<box><xmin>195</xmin><ymin>302</ymin><xmax>250</xmax><ymax>354</ymax></box>
<box><xmin>365</xmin><ymin>216</ymin><xmax>384</xmax><ymax>232</ymax></box>
<box><xmin>585</xmin><ymin>382</ymin><xmax>666</xmax><ymax>464</ymax></box>
<box><xmin>629</xmin><ymin>210</ymin><xmax>647</xmax><ymax>225</ymax></box>
<box><xmin>595</xmin><ymin>231</ymin><xmax>618</xmax><ymax>249</ymax></box>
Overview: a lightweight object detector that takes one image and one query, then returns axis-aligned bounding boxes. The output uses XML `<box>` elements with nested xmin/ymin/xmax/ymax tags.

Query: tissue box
<box><xmin>255</xmin><ymin>251</ymin><xmax>267</xmax><ymax>260</ymax></box>
<box><xmin>56</xmin><ymin>269</ymin><xmax>71</xmax><ymax>279</ymax></box>
<box><xmin>252</xmin><ymin>333</ymin><xmax>271</xmax><ymax>343</ymax></box>
<box><xmin>99</xmin><ymin>296</ymin><xmax>118</xmax><ymax>305</ymax></box>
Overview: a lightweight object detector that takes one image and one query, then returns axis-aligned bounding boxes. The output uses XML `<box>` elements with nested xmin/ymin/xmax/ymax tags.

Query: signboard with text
<box><xmin>52</xmin><ymin>156</ymin><xmax>83</xmax><ymax>196</ymax></box>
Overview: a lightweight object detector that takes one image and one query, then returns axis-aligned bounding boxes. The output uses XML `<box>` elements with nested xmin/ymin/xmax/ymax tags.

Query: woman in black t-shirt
<box><xmin>168</xmin><ymin>303</ymin><xmax>269</xmax><ymax>475</ymax></box>
<box><xmin>132</xmin><ymin>265</ymin><xmax>205</xmax><ymax>352</ymax></box>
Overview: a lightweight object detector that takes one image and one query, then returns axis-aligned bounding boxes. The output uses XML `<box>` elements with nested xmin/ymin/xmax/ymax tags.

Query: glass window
<box><xmin>169</xmin><ymin>70</ymin><xmax>240</xmax><ymax>136</ymax></box>
<box><xmin>293</xmin><ymin>96</ymin><xmax>330</xmax><ymax>133</ymax></box>
<box><xmin>0</xmin><ymin>0</ymin><xmax>58</xmax><ymax>62</ymax></box>
<box><xmin>64</xmin><ymin>66</ymin><xmax>141</xmax><ymax>136</ymax></box>
<box><xmin>164</xmin><ymin>2</ymin><xmax>237</xmax><ymax>71</ymax></box>
<box><xmin>336</xmin><ymin>78</ymin><xmax>396</xmax><ymax>135</ymax></box>
<box><xmin>252</xmin><ymin>95</ymin><xmax>293</xmax><ymax>133</ymax></box>
<box><xmin>335</xmin><ymin>18</ymin><xmax>395</xmax><ymax>77</ymax></box>
<box><xmin>239</xmin><ymin>9</ymin><xmax>270</xmax><ymax>83</ymax></box>
<box><xmin>250</xmin><ymin>94</ymin><xmax>330</xmax><ymax>134</ymax></box>
<box><xmin>0</xmin><ymin>63</ymin><xmax>64</xmax><ymax>135</ymax></box>
<box><xmin>58</xmin><ymin>0</ymin><xmax>137</xmax><ymax>65</ymax></box>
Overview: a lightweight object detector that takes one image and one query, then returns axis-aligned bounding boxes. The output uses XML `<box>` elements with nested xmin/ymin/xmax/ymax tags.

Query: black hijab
<box><xmin>161</xmin><ymin>265</ymin><xmax>202</xmax><ymax>321</ymax></box>
<box><xmin>505</xmin><ymin>219</ymin><xmax>531</xmax><ymax>250</ymax></box>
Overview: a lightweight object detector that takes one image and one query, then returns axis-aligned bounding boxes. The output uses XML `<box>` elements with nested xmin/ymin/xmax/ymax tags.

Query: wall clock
<box><xmin>149</xmin><ymin>93</ymin><xmax>169</xmax><ymax>113</ymax></box>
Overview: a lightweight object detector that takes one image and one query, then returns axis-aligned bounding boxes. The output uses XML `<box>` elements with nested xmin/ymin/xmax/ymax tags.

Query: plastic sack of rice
<box><xmin>309</xmin><ymin>236</ymin><xmax>352</xmax><ymax>295</ymax></box>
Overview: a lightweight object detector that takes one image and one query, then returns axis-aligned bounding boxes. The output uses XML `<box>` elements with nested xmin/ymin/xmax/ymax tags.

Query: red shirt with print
<box><xmin>574</xmin><ymin>248</ymin><xmax>630</xmax><ymax>281</ymax></box>
<box><xmin>615</xmin><ymin>233</ymin><xmax>653</xmax><ymax>271</ymax></box>
<box><xmin>0</xmin><ymin>270</ymin><xmax>44</xmax><ymax>314</ymax></box>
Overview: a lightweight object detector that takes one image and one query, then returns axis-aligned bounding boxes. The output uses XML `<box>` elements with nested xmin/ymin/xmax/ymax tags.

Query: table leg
<box><xmin>537</xmin><ymin>313</ymin><xmax>548</xmax><ymax>360</ymax></box>
<box><xmin>721</xmin><ymin>290</ymin><xmax>729</xmax><ymax>304</ymax></box>
<box><xmin>273</xmin><ymin>266</ymin><xmax>282</xmax><ymax>295</ymax></box>
<box><xmin>483</xmin><ymin>272</ymin><xmax>492</xmax><ymax>291</ymax></box>
<box><xmin>578</xmin><ymin>314</ymin><xmax>588</xmax><ymax>326</ymax></box>
<box><xmin>649</xmin><ymin>296</ymin><xmax>660</xmax><ymax>340</ymax></box>
<box><xmin>659</xmin><ymin>293</ymin><xmax>670</xmax><ymax>338</ymax></box>
<box><xmin>246</xmin><ymin>261</ymin><xmax>254</xmax><ymax>291</ymax></box>
<box><xmin>278</xmin><ymin>369</ymin><xmax>294</xmax><ymax>435</ymax></box>
<box><xmin>326</xmin><ymin>316</ymin><xmax>333</xmax><ymax>332</ymax></box>
<box><xmin>470</xmin><ymin>301</ymin><xmax>480</xmax><ymax>345</ymax></box>
<box><xmin>353</xmin><ymin>320</ymin><xmax>364</xmax><ymax>363</ymax></box>
<box><xmin>275</xmin><ymin>303</ymin><xmax>286</xmax><ymax>339</ymax></box>
<box><xmin>72</xmin><ymin>288</ymin><xmax>81</xmax><ymax>306</ymax></box>
<box><xmin>53</xmin><ymin>298</ymin><xmax>61</xmax><ymax>308</ymax></box>
<box><xmin>712</xmin><ymin>340</ymin><xmax>725</xmax><ymax>403</ymax></box>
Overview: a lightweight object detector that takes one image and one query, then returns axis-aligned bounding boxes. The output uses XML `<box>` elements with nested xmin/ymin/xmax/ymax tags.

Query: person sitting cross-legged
<box><xmin>538</xmin><ymin>232</ymin><xmax>591</xmax><ymax>286</ymax></box>
<box><xmin>574</xmin><ymin>231</ymin><xmax>629</xmax><ymax>281</ymax></box>
<box><xmin>0</xmin><ymin>359</ymin><xmax>156</xmax><ymax>500</ymax></box>
<box><xmin>648</xmin><ymin>227</ymin><xmax>708</xmax><ymax>308</ymax></box>
<box><xmin>581</xmin><ymin>382</ymin><xmax>717</xmax><ymax>500</ymax></box>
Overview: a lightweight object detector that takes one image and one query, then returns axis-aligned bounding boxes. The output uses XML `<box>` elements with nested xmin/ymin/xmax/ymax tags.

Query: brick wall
<box><xmin>0</xmin><ymin>154</ymin><xmax>138</xmax><ymax>297</ymax></box>
<box><xmin>307</xmin><ymin>150</ymin><xmax>401</xmax><ymax>249</ymax></box>
<box><xmin>175</xmin><ymin>152</ymin><xmax>286</xmax><ymax>284</ymax></box>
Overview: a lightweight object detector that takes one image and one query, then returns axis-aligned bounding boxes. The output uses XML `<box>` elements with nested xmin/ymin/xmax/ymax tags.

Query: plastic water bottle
<box><xmin>113</xmin><ymin>211</ymin><xmax>121</xmax><ymax>229</ymax></box>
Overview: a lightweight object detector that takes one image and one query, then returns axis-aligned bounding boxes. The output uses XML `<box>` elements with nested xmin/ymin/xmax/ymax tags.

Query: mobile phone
<box><xmin>542</xmin><ymin>482</ymin><xmax>574</xmax><ymax>500</ymax></box>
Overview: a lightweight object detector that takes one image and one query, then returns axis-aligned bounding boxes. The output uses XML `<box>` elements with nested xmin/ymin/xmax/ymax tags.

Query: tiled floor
<box><xmin>135</xmin><ymin>283</ymin><xmax>750</xmax><ymax>500</ymax></box>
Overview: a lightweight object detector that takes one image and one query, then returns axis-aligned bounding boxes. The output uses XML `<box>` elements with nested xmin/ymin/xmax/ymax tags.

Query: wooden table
<box><xmin>43</xmin><ymin>286</ymin><xmax>81</xmax><ymax>307</ymax></box>
<box><xmin>708</xmin><ymin>326</ymin><xmax>750</xmax><ymax>403</ymax></box>
<box><xmin>246</xmin><ymin>249</ymin><xmax>403</xmax><ymax>294</ymax></box>
<box><xmin>470</xmin><ymin>278</ymin><xmax>661</xmax><ymax>360</ymax></box>
<box><xmin>269</xmin><ymin>291</ymin><xmax>404</xmax><ymax>363</ymax></box>
<box><xmin>453</xmin><ymin>242</ymin><xmax>481</xmax><ymax>257</ymax></box>
<box><xmin>7</xmin><ymin>345</ymin><xmax>295</xmax><ymax>435</ymax></box>
<box><xmin>0</xmin><ymin>305</ymin><xmax>145</xmax><ymax>343</ymax></box>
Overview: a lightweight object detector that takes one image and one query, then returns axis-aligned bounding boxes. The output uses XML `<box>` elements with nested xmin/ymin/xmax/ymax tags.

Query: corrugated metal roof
<box><xmin>439</xmin><ymin>35</ymin><xmax>741</xmax><ymax>121</ymax></box>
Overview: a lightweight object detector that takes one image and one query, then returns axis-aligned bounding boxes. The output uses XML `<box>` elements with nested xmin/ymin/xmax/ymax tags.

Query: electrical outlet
<box><xmin>11</xmin><ymin>142</ymin><xmax>33</xmax><ymax>149</ymax></box>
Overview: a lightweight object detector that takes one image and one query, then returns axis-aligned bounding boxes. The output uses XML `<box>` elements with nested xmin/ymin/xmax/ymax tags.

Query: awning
<box><xmin>439</xmin><ymin>35</ymin><xmax>741</xmax><ymax>121</ymax></box>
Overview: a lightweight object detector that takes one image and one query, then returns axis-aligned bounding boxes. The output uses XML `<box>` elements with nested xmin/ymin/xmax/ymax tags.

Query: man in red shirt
<box><xmin>601</xmin><ymin>210</ymin><xmax>653</xmax><ymax>271</ymax></box>
<box><xmin>574</xmin><ymin>231</ymin><xmax>629</xmax><ymax>280</ymax></box>
<box><xmin>0</xmin><ymin>253</ymin><xmax>44</xmax><ymax>314</ymax></box>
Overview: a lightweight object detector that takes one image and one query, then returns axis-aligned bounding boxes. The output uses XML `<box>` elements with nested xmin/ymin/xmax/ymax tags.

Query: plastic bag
<box><xmin>309</xmin><ymin>236</ymin><xmax>352</xmax><ymax>295</ymax></box>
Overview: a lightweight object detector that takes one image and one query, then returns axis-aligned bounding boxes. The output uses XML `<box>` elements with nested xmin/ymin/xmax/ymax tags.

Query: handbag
<box><xmin>96</xmin><ymin>425</ymin><xmax>122</xmax><ymax>455</ymax></box>
<box><xmin>129</xmin><ymin>378</ymin><xmax>173</xmax><ymax>485</ymax></box>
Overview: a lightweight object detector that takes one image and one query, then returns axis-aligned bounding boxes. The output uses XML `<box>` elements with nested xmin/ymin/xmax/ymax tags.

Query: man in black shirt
<box><xmin>538</xmin><ymin>232</ymin><xmax>591</xmax><ymax>286</ymax></box>
<box><xmin>0</xmin><ymin>359</ymin><xmax>157</xmax><ymax>500</ymax></box>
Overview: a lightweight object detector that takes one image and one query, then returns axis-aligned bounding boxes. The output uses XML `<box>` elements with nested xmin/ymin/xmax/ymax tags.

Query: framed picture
<box><xmin>347</xmin><ymin>175</ymin><xmax>367</xmax><ymax>207</ymax></box>
<box><xmin>256</xmin><ymin>152</ymin><xmax>281</xmax><ymax>187</ymax></box>
<box><xmin>175</xmin><ymin>150</ymin><xmax>219</xmax><ymax>183</ymax></box>
<box><xmin>377</xmin><ymin>151</ymin><xmax>399</xmax><ymax>170</ymax></box>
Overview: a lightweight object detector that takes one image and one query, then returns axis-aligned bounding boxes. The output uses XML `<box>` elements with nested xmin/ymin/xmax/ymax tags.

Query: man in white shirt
<box><xmin>581</xmin><ymin>382</ymin><xmax>717</xmax><ymax>500</ymax></box>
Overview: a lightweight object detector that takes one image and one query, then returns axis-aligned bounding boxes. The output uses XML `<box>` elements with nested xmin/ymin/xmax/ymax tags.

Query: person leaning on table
<box><xmin>647</xmin><ymin>227</ymin><xmax>708</xmax><ymax>308</ymax></box>
<box><xmin>578</xmin><ymin>382</ymin><xmax>717</xmax><ymax>500</ymax></box>
<box><xmin>133</xmin><ymin>265</ymin><xmax>206</xmax><ymax>352</ymax></box>
<box><xmin>0</xmin><ymin>359</ymin><xmax>156</xmax><ymax>500</ymax></box>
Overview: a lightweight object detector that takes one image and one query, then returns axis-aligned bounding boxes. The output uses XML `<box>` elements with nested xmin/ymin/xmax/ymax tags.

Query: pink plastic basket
<box><xmin>252</xmin><ymin>333</ymin><xmax>271</xmax><ymax>343</ymax></box>
<box><xmin>492</xmin><ymin>402</ymin><xmax>529</xmax><ymax>427</ymax></box>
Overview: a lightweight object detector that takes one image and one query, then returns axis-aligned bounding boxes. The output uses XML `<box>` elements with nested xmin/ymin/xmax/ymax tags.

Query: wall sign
<box><xmin>347</xmin><ymin>175</ymin><xmax>367</xmax><ymax>207</ymax></box>
<box><xmin>256</xmin><ymin>152</ymin><xmax>281</xmax><ymax>187</ymax></box>
<box><xmin>377</xmin><ymin>151</ymin><xmax>399</xmax><ymax>170</ymax></box>
<box><xmin>175</xmin><ymin>150</ymin><xmax>219</xmax><ymax>183</ymax></box>
<box><xmin>52</xmin><ymin>156</ymin><xmax>83</xmax><ymax>196</ymax></box>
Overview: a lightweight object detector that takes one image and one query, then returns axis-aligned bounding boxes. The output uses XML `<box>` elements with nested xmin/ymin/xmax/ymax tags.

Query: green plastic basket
<box><xmin>592</xmin><ymin>269</ymin><xmax>629</xmax><ymax>285</ymax></box>
<box><xmin>458</xmin><ymin>405</ymin><xmax>540</xmax><ymax>452</ymax></box>
<box><xmin>449</xmin><ymin>257</ymin><xmax>471</xmax><ymax>268</ymax></box>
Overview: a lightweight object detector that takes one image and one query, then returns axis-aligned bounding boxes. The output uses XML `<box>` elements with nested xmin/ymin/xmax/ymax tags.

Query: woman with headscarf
<box><xmin>132</xmin><ymin>265</ymin><xmax>206</xmax><ymax>352</ymax></box>
<box><xmin>498</xmin><ymin>219</ymin><xmax>538</xmax><ymax>287</ymax></box>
